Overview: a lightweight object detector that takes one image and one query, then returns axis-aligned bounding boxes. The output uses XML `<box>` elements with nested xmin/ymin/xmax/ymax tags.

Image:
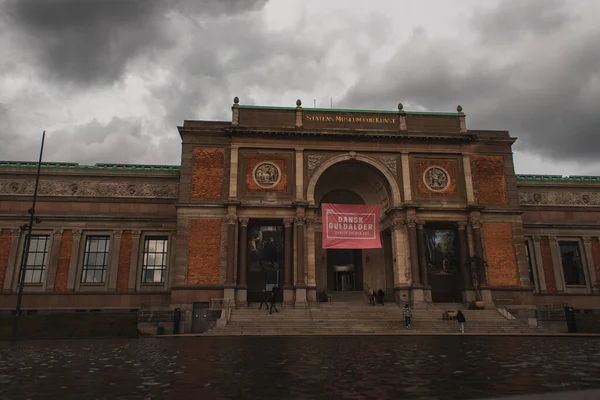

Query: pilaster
<box><xmin>228</xmin><ymin>146</ymin><xmax>239</xmax><ymax>199</ymax></box>
<box><xmin>127</xmin><ymin>230</ymin><xmax>141</xmax><ymax>291</ymax></box>
<box><xmin>462</xmin><ymin>153</ymin><xmax>475</xmax><ymax>204</ymax></box>
<box><xmin>401</xmin><ymin>152</ymin><xmax>412</xmax><ymax>202</ymax></box>
<box><xmin>45</xmin><ymin>229</ymin><xmax>63</xmax><ymax>291</ymax></box>
<box><xmin>295</xmin><ymin>149</ymin><xmax>304</xmax><ymax>202</ymax></box>
<box><xmin>224</xmin><ymin>214</ymin><xmax>237</xmax><ymax>300</ymax></box>
<box><xmin>532</xmin><ymin>236</ymin><xmax>547</xmax><ymax>292</ymax></box>
<box><xmin>306</xmin><ymin>216</ymin><xmax>317</xmax><ymax>303</ymax></box>
<box><xmin>66</xmin><ymin>229</ymin><xmax>82</xmax><ymax>291</ymax></box>
<box><xmin>3</xmin><ymin>229</ymin><xmax>22</xmax><ymax>292</ymax></box>
<box><xmin>236</xmin><ymin>218</ymin><xmax>249</xmax><ymax>306</ymax></box>
<box><xmin>582</xmin><ymin>237</ymin><xmax>595</xmax><ymax>293</ymax></box>
<box><xmin>548</xmin><ymin>236</ymin><xmax>565</xmax><ymax>292</ymax></box>
<box><xmin>107</xmin><ymin>230</ymin><xmax>122</xmax><ymax>291</ymax></box>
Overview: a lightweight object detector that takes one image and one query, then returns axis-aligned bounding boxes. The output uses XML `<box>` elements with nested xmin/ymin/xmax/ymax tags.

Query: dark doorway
<box><xmin>246</xmin><ymin>219</ymin><xmax>285</xmax><ymax>303</ymax></box>
<box><xmin>327</xmin><ymin>249</ymin><xmax>363</xmax><ymax>291</ymax></box>
<box><xmin>192</xmin><ymin>302</ymin><xmax>209</xmax><ymax>333</ymax></box>
<box><xmin>424</xmin><ymin>225</ymin><xmax>462</xmax><ymax>303</ymax></box>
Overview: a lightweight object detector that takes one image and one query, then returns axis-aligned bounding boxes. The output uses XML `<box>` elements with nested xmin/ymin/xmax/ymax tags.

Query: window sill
<box><xmin>140</xmin><ymin>282</ymin><xmax>166</xmax><ymax>286</ymax></box>
<box><xmin>80</xmin><ymin>283</ymin><xmax>106</xmax><ymax>287</ymax></box>
<box><xmin>565</xmin><ymin>285</ymin><xmax>587</xmax><ymax>288</ymax></box>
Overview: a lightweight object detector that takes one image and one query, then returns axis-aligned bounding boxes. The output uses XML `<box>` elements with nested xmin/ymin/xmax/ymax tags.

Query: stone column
<box><xmin>107</xmin><ymin>230</ymin><xmax>122</xmax><ymax>291</ymax></box>
<box><xmin>583</xmin><ymin>237</ymin><xmax>596</xmax><ymax>293</ymax></box>
<box><xmin>294</xmin><ymin>216</ymin><xmax>307</xmax><ymax>307</ymax></box>
<box><xmin>3</xmin><ymin>229</ymin><xmax>22</xmax><ymax>292</ymax></box>
<box><xmin>462</xmin><ymin>154</ymin><xmax>475</xmax><ymax>204</ymax></box>
<box><xmin>306</xmin><ymin>217</ymin><xmax>317</xmax><ymax>302</ymax></box>
<box><xmin>548</xmin><ymin>236</ymin><xmax>565</xmax><ymax>292</ymax></box>
<box><xmin>401</xmin><ymin>152</ymin><xmax>412</xmax><ymax>202</ymax></box>
<box><xmin>406</xmin><ymin>217</ymin><xmax>421</xmax><ymax>286</ymax></box>
<box><xmin>458</xmin><ymin>222</ymin><xmax>475</xmax><ymax>302</ymax></box>
<box><xmin>470</xmin><ymin>216</ymin><xmax>492</xmax><ymax>304</ymax></box>
<box><xmin>127</xmin><ymin>230</ymin><xmax>141</xmax><ymax>291</ymax></box>
<box><xmin>416</xmin><ymin>221</ymin><xmax>428</xmax><ymax>286</ymax></box>
<box><xmin>390</xmin><ymin>218</ymin><xmax>409</xmax><ymax>303</ymax></box>
<box><xmin>45</xmin><ymin>229</ymin><xmax>63</xmax><ymax>291</ymax></box>
<box><xmin>406</xmin><ymin>217</ymin><xmax>424</xmax><ymax>306</ymax></box>
<box><xmin>417</xmin><ymin>221</ymin><xmax>430</xmax><ymax>302</ymax></box>
<box><xmin>66</xmin><ymin>229</ymin><xmax>82</xmax><ymax>291</ymax></box>
<box><xmin>283</xmin><ymin>218</ymin><xmax>294</xmax><ymax>304</ymax></box>
<box><xmin>457</xmin><ymin>222</ymin><xmax>471</xmax><ymax>287</ymax></box>
<box><xmin>236</xmin><ymin>218</ymin><xmax>249</xmax><ymax>305</ymax></box>
<box><xmin>224</xmin><ymin>214</ymin><xmax>237</xmax><ymax>299</ymax></box>
<box><xmin>469</xmin><ymin>216</ymin><xmax>487</xmax><ymax>285</ymax></box>
<box><xmin>228</xmin><ymin>147</ymin><xmax>239</xmax><ymax>199</ymax></box>
<box><xmin>532</xmin><ymin>236</ymin><xmax>547</xmax><ymax>292</ymax></box>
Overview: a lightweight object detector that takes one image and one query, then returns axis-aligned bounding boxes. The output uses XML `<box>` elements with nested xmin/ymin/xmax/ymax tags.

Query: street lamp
<box><xmin>12</xmin><ymin>131</ymin><xmax>46</xmax><ymax>339</ymax></box>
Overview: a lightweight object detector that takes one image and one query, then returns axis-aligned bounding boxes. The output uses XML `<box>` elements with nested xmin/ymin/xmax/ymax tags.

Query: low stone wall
<box><xmin>0</xmin><ymin>311</ymin><xmax>139</xmax><ymax>339</ymax></box>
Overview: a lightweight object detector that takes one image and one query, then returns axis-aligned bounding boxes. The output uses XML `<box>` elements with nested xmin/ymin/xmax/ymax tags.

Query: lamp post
<box><xmin>12</xmin><ymin>131</ymin><xmax>45</xmax><ymax>339</ymax></box>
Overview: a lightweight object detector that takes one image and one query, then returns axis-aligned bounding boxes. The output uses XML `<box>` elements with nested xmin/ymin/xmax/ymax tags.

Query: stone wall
<box><xmin>187</xmin><ymin>219</ymin><xmax>222</xmax><ymax>285</ymax></box>
<box><xmin>472</xmin><ymin>156</ymin><xmax>508</xmax><ymax>205</ymax></box>
<box><xmin>191</xmin><ymin>148</ymin><xmax>225</xmax><ymax>200</ymax></box>
<box><xmin>482</xmin><ymin>223</ymin><xmax>518</xmax><ymax>286</ymax></box>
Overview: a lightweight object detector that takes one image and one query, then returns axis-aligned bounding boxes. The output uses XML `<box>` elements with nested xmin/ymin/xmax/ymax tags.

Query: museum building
<box><xmin>1</xmin><ymin>99</ymin><xmax>599</xmax><ymax>331</ymax></box>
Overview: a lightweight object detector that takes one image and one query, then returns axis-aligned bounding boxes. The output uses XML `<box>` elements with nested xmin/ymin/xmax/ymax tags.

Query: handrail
<box><xmin>423</xmin><ymin>299</ymin><xmax>436</xmax><ymax>310</ymax></box>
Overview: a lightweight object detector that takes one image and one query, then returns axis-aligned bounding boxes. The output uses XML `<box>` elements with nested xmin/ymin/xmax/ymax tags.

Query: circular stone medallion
<box><xmin>253</xmin><ymin>162</ymin><xmax>281</xmax><ymax>188</ymax></box>
<box><xmin>423</xmin><ymin>166</ymin><xmax>450</xmax><ymax>192</ymax></box>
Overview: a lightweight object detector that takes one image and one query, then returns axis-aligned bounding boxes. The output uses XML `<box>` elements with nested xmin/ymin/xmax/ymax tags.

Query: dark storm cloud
<box><xmin>342</xmin><ymin>1</ymin><xmax>600</xmax><ymax>163</ymax></box>
<box><xmin>2</xmin><ymin>0</ymin><xmax>268</xmax><ymax>87</ymax></box>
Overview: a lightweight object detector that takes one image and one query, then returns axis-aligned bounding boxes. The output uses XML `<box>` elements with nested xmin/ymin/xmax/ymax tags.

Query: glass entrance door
<box><xmin>335</xmin><ymin>270</ymin><xmax>356</xmax><ymax>291</ymax></box>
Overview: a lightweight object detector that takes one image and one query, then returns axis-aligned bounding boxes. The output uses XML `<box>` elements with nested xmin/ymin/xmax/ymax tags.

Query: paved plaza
<box><xmin>1</xmin><ymin>336</ymin><xmax>600</xmax><ymax>399</ymax></box>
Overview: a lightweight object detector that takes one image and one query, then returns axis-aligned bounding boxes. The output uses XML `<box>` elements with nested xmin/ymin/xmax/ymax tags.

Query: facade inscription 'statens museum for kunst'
<box><xmin>1</xmin><ymin>99</ymin><xmax>599</xmax><ymax>332</ymax></box>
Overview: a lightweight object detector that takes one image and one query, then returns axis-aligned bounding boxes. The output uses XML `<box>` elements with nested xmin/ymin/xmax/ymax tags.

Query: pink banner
<box><xmin>321</xmin><ymin>203</ymin><xmax>381</xmax><ymax>249</ymax></box>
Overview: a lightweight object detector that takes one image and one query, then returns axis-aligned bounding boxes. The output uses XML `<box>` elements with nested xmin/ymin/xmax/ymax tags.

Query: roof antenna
<box><xmin>331</xmin><ymin>97</ymin><xmax>333</xmax><ymax>109</ymax></box>
<box><xmin>314</xmin><ymin>99</ymin><xmax>316</xmax><ymax>108</ymax></box>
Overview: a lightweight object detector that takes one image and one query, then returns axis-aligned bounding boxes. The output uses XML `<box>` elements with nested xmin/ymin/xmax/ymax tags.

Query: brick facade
<box><xmin>187</xmin><ymin>219</ymin><xmax>222</xmax><ymax>285</ymax></box>
<box><xmin>0</xmin><ymin>230</ymin><xmax>11</xmax><ymax>288</ymax></box>
<box><xmin>415</xmin><ymin>160</ymin><xmax>457</xmax><ymax>197</ymax></box>
<box><xmin>482</xmin><ymin>223</ymin><xmax>518</xmax><ymax>286</ymax></box>
<box><xmin>117</xmin><ymin>231</ymin><xmax>132</xmax><ymax>291</ymax></box>
<box><xmin>54</xmin><ymin>230</ymin><xmax>73</xmax><ymax>292</ymax></box>
<box><xmin>540</xmin><ymin>238</ymin><xmax>557</xmax><ymax>294</ymax></box>
<box><xmin>191</xmin><ymin>147</ymin><xmax>225</xmax><ymax>199</ymax></box>
<box><xmin>472</xmin><ymin>156</ymin><xmax>508</xmax><ymax>205</ymax></box>
<box><xmin>246</xmin><ymin>158</ymin><xmax>287</xmax><ymax>192</ymax></box>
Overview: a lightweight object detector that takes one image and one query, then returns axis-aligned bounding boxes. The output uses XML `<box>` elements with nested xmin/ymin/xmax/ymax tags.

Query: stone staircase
<box><xmin>203</xmin><ymin>293</ymin><xmax>548</xmax><ymax>336</ymax></box>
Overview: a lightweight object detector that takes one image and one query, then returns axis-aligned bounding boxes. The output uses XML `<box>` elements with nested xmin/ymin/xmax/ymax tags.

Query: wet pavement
<box><xmin>1</xmin><ymin>336</ymin><xmax>600</xmax><ymax>399</ymax></box>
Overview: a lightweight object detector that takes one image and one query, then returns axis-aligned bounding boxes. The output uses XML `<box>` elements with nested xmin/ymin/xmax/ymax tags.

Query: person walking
<box><xmin>403</xmin><ymin>304</ymin><xmax>413</xmax><ymax>328</ymax></box>
<box><xmin>457</xmin><ymin>310</ymin><xmax>466</xmax><ymax>333</ymax></box>
<box><xmin>258</xmin><ymin>289</ymin><xmax>270</xmax><ymax>311</ymax></box>
<box><xmin>377</xmin><ymin>289</ymin><xmax>385</xmax><ymax>306</ymax></box>
<box><xmin>269</xmin><ymin>287</ymin><xmax>279</xmax><ymax>315</ymax></box>
<box><xmin>368</xmin><ymin>288</ymin><xmax>375</xmax><ymax>305</ymax></box>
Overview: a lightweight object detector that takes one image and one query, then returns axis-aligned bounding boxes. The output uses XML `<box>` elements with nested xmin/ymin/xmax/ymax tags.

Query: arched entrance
<box><xmin>310</xmin><ymin>158</ymin><xmax>399</xmax><ymax>295</ymax></box>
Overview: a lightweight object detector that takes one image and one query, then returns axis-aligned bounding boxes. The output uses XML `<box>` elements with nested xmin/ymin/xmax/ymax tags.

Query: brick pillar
<box><xmin>416</xmin><ymin>221</ymin><xmax>428</xmax><ymax>287</ymax></box>
<box><xmin>457</xmin><ymin>222</ymin><xmax>471</xmax><ymax>287</ymax></box>
<box><xmin>470</xmin><ymin>216</ymin><xmax>488</xmax><ymax>285</ymax></box>
<box><xmin>406</xmin><ymin>217</ymin><xmax>421</xmax><ymax>286</ymax></box>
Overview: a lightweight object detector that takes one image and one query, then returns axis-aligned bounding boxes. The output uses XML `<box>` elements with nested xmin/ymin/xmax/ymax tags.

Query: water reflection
<box><xmin>1</xmin><ymin>336</ymin><xmax>600</xmax><ymax>399</ymax></box>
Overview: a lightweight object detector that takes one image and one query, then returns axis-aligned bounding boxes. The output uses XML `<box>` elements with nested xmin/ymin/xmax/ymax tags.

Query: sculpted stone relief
<box><xmin>0</xmin><ymin>179</ymin><xmax>179</xmax><ymax>198</ymax></box>
<box><xmin>423</xmin><ymin>166</ymin><xmax>449</xmax><ymax>192</ymax></box>
<box><xmin>519</xmin><ymin>191</ymin><xmax>599</xmax><ymax>206</ymax></box>
<box><xmin>307</xmin><ymin>154</ymin><xmax>328</xmax><ymax>177</ymax></box>
<box><xmin>252</xmin><ymin>161</ymin><xmax>281</xmax><ymax>188</ymax></box>
<box><xmin>374</xmin><ymin>155</ymin><xmax>398</xmax><ymax>175</ymax></box>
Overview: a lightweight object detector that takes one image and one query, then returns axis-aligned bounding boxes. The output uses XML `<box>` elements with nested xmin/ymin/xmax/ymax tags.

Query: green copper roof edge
<box><xmin>516</xmin><ymin>174</ymin><xmax>600</xmax><ymax>182</ymax></box>
<box><xmin>238</xmin><ymin>105</ymin><xmax>459</xmax><ymax>116</ymax></box>
<box><xmin>0</xmin><ymin>162</ymin><xmax>181</xmax><ymax>172</ymax></box>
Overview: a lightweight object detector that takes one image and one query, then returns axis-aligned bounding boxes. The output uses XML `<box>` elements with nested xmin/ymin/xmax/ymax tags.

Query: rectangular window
<box><xmin>22</xmin><ymin>235</ymin><xmax>50</xmax><ymax>284</ymax></box>
<box><xmin>524</xmin><ymin>241</ymin><xmax>535</xmax><ymax>287</ymax></box>
<box><xmin>81</xmin><ymin>236</ymin><xmax>110</xmax><ymax>283</ymax></box>
<box><xmin>559</xmin><ymin>241</ymin><xmax>586</xmax><ymax>286</ymax></box>
<box><xmin>141</xmin><ymin>237</ymin><xmax>168</xmax><ymax>283</ymax></box>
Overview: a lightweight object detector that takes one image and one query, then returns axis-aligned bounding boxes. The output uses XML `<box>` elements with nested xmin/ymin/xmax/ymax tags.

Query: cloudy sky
<box><xmin>1</xmin><ymin>0</ymin><xmax>600</xmax><ymax>175</ymax></box>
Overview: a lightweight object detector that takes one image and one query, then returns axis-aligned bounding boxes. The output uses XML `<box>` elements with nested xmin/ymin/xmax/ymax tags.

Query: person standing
<box><xmin>258</xmin><ymin>289</ymin><xmax>270</xmax><ymax>311</ymax></box>
<box><xmin>403</xmin><ymin>304</ymin><xmax>413</xmax><ymax>328</ymax></box>
<box><xmin>457</xmin><ymin>310</ymin><xmax>466</xmax><ymax>333</ymax></box>
<box><xmin>368</xmin><ymin>288</ymin><xmax>375</xmax><ymax>305</ymax></box>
